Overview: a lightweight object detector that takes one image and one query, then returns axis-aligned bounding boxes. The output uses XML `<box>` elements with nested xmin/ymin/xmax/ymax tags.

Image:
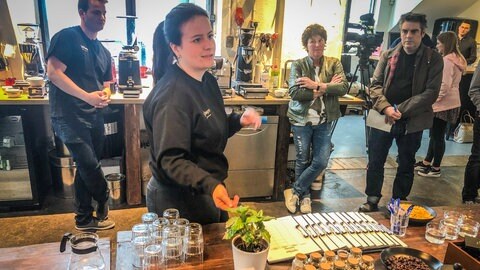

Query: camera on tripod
<box><xmin>344</xmin><ymin>13</ymin><xmax>383</xmax><ymax>66</ymax></box>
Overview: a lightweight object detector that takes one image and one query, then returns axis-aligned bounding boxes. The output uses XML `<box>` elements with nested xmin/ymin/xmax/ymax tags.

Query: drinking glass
<box><xmin>336</xmin><ymin>249</ymin><xmax>349</xmax><ymax>262</ymax></box>
<box><xmin>162</xmin><ymin>225</ymin><xmax>183</xmax><ymax>267</ymax></box>
<box><xmin>132</xmin><ymin>235</ymin><xmax>152</xmax><ymax>269</ymax></box>
<box><xmin>183</xmin><ymin>223</ymin><xmax>204</xmax><ymax>266</ymax></box>
<box><xmin>443</xmin><ymin>210</ymin><xmax>464</xmax><ymax>223</ymax></box>
<box><xmin>143</xmin><ymin>244</ymin><xmax>163</xmax><ymax>270</ymax></box>
<box><xmin>163</xmin><ymin>208</ymin><xmax>180</xmax><ymax>224</ymax></box>
<box><xmin>151</xmin><ymin>218</ymin><xmax>169</xmax><ymax>245</ymax></box>
<box><xmin>142</xmin><ymin>212</ymin><xmax>159</xmax><ymax>225</ymax></box>
<box><xmin>442</xmin><ymin>217</ymin><xmax>461</xmax><ymax>240</ymax></box>
<box><xmin>132</xmin><ymin>223</ymin><xmax>150</xmax><ymax>240</ymax></box>
<box><xmin>459</xmin><ymin>218</ymin><xmax>480</xmax><ymax>238</ymax></box>
<box><xmin>174</xmin><ymin>218</ymin><xmax>190</xmax><ymax>237</ymax></box>
<box><xmin>390</xmin><ymin>212</ymin><xmax>409</xmax><ymax>237</ymax></box>
<box><xmin>425</xmin><ymin>220</ymin><xmax>446</xmax><ymax>244</ymax></box>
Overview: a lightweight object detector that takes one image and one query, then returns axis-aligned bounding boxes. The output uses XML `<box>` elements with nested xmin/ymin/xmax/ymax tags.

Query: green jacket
<box><xmin>287</xmin><ymin>56</ymin><xmax>348</xmax><ymax>125</ymax></box>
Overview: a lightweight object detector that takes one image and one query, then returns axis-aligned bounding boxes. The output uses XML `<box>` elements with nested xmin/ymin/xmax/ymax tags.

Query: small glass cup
<box><xmin>183</xmin><ymin>223</ymin><xmax>204</xmax><ymax>266</ymax></box>
<box><xmin>151</xmin><ymin>218</ymin><xmax>169</xmax><ymax>245</ymax></box>
<box><xmin>336</xmin><ymin>249</ymin><xmax>349</xmax><ymax>262</ymax></box>
<box><xmin>443</xmin><ymin>210</ymin><xmax>464</xmax><ymax>223</ymax></box>
<box><xmin>142</xmin><ymin>212</ymin><xmax>159</xmax><ymax>225</ymax></box>
<box><xmin>390</xmin><ymin>212</ymin><xmax>409</xmax><ymax>237</ymax></box>
<box><xmin>143</xmin><ymin>244</ymin><xmax>163</xmax><ymax>270</ymax></box>
<box><xmin>162</xmin><ymin>225</ymin><xmax>183</xmax><ymax>268</ymax></box>
<box><xmin>132</xmin><ymin>235</ymin><xmax>152</xmax><ymax>269</ymax></box>
<box><xmin>132</xmin><ymin>223</ymin><xmax>150</xmax><ymax>240</ymax></box>
<box><xmin>425</xmin><ymin>220</ymin><xmax>446</xmax><ymax>244</ymax></box>
<box><xmin>163</xmin><ymin>208</ymin><xmax>180</xmax><ymax>224</ymax></box>
<box><xmin>442</xmin><ymin>217</ymin><xmax>461</xmax><ymax>240</ymax></box>
<box><xmin>173</xmin><ymin>218</ymin><xmax>190</xmax><ymax>237</ymax></box>
<box><xmin>459</xmin><ymin>217</ymin><xmax>480</xmax><ymax>238</ymax></box>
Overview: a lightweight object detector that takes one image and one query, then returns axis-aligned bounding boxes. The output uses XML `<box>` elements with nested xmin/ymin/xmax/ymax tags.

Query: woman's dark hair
<box><xmin>301</xmin><ymin>24</ymin><xmax>327</xmax><ymax>51</ymax></box>
<box><xmin>152</xmin><ymin>3</ymin><xmax>209</xmax><ymax>81</ymax></box>
<box><xmin>152</xmin><ymin>21</ymin><xmax>171</xmax><ymax>83</ymax></box>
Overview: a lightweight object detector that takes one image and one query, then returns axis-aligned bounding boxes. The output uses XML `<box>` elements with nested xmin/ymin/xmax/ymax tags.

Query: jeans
<box><xmin>291</xmin><ymin>122</ymin><xmax>332</xmax><ymax>199</ymax></box>
<box><xmin>52</xmin><ymin>117</ymin><xmax>108</xmax><ymax>225</ymax></box>
<box><xmin>425</xmin><ymin>117</ymin><xmax>447</xmax><ymax>167</ymax></box>
<box><xmin>146</xmin><ymin>177</ymin><xmax>227</xmax><ymax>225</ymax></box>
<box><xmin>366</xmin><ymin>126</ymin><xmax>422</xmax><ymax>200</ymax></box>
<box><xmin>463</xmin><ymin>113</ymin><xmax>480</xmax><ymax>201</ymax></box>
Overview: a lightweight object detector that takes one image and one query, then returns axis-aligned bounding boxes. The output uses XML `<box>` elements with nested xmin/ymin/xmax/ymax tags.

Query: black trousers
<box><xmin>366</xmin><ymin>126</ymin><xmax>422</xmax><ymax>200</ymax></box>
<box><xmin>463</xmin><ymin>113</ymin><xmax>480</xmax><ymax>201</ymax></box>
<box><xmin>425</xmin><ymin>117</ymin><xmax>448</xmax><ymax>167</ymax></box>
<box><xmin>146</xmin><ymin>177</ymin><xmax>228</xmax><ymax>225</ymax></box>
<box><xmin>52</xmin><ymin>117</ymin><xmax>109</xmax><ymax>225</ymax></box>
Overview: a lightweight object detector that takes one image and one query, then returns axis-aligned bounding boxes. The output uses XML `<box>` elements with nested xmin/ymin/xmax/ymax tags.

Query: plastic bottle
<box><xmin>271</xmin><ymin>64</ymin><xmax>280</xmax><ymax>89</ymax></box>
<box><xmin>254</xmin><ymin>61</ymin><xmax>263</xmax><ymax>84</ymax></box>
<box><xmin>261</xmin><ymin>65</ymin><xmax>271</xmax><ymax>89</ymax></box>
<box><xmin>139</xmin><ymin>41</ymin><xmax>147</xmax><ymax>67</ymax></box>
<box><xmin>291</xmin><ymin>253</ymin><xmax>307</xmax><ymax>270</ymax></box>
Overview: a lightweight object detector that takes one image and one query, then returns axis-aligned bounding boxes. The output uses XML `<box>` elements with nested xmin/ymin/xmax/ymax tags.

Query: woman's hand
<box><xmin>212</xmin><ymin>184</ymin><xmax>240</xmax><ymax>210</ymax></box>
<box><xmin>295</xmin><ymin>76</ymin><xmax>317</xmax><ymax>90</ymax></box>
<box><xmin>240</xmin><ymin>107</ymin><xmax>261</xmax><ymax>129</ymax></box>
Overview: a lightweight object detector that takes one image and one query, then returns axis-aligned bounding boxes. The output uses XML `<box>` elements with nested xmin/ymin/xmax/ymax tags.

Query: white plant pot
<box><xmin>231</xmin><ymin>236</ymin><xmax>269</xmax><ymax>270</ymax></box>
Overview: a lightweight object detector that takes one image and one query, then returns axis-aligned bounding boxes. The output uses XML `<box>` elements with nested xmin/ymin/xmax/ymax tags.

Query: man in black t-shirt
<box><xmin>359</xmin><ymin>13</ymin><xmax>443</xmax><ymax>212</ymax></box>
<box><xmin>47</xmin><ymin>0</ymin><xmax>114</xmax><ymax>230</ymax></box>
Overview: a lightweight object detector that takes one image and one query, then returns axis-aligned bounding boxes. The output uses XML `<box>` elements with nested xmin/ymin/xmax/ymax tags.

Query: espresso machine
<box><xmin>211</xmin><ymin>56</ymin><xmax>232</xmax><ymax>90</ymax></box>
<box><xmin>17</xmin><ymin>23</ymin><xmax>45</xmax><ymax>77</ymax></box>
<box><xmin>233</xmin><ymin>28</ymin><xmax>267</xmax><ymax>99</ymax></box>
<box><xmin>118</xmin><ymin>42</ymin><xmax>142</xmax><ymax>97</ymax></box>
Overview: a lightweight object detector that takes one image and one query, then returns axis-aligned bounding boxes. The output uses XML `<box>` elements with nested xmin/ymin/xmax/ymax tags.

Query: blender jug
<box><xmin>60</xmin><ymin>232</ymin><xmax>106</xmax><ymax>270</ymax></box>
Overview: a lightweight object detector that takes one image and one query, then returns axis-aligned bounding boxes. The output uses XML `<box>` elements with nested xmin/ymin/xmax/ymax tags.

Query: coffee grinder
<box><xmin>17</xmin><ymin>23</ymin><xmax>45</xmax><ymax>77</ymax></box>
<box><xmin>234</xmin><ymin>28</ymin><xmax>268</xmax><ymax>98</ymax></box>
<box><xmin>118</xmin><ymin>41</ymin><xmax>142</xmax><ymax>97</ymax></box>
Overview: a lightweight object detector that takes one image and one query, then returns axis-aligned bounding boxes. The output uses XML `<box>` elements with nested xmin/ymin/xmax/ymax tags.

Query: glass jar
<box><xmin>333</xmin><ymin>260</ymin><xmax>346</xmax><ymax>270</ymax></box>
<box><xmin>291</xmin><ymin>253</ymin><xmax>308</xmax><ymax>270</ymax></box>
<box><xmin>360</xmin><ymin>255</ymin><xmax>374</xmax><ymax>270</ymax></box>
<box><xmin>322</xmin><ymin>250</ymin><xmax>336</xmax><ymax>265</ymax></box>
<box><xmin>309</xmin><ymin>252</ymin><xmax>322</xmax><ymax>268</ymax></box>
<box><xmin>349</xmin><ymin>247</ymin><xmax>362</xmax><ymax>262</ymax></box>
<box><xmin>347</xmin><ymin>257</ymin><xmax>361</xmax><ymax>270</ymax></box>
<box><xmin>337</xmin><ymin>249</ymin><xmax>349</xmax><ymax>262</ymax></box>
<box><xmin>320</xmin><ymin>262</ymin><xmax>332</xmax><ymax>270</ymax></box>
<box><xmin>304</xmin><ymin>265</ymin><xmax>316</xmax><ymax>270</ymax></box>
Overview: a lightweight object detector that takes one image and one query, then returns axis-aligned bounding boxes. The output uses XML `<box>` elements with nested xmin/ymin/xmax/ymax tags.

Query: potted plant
<box><xmin>223</xmin><ymin>205</ymin><xmax>274</xmax><ymax>270</ymax></box>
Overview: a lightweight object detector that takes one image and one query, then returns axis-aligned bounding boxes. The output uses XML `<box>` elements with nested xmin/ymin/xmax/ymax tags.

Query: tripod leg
<box><xmin>347</xmin><ymin>64</ymin><xmax>360</xmax><ymax>95</ymax></box>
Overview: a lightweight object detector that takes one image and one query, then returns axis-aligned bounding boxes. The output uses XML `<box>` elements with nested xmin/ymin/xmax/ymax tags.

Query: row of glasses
<box><xmin>132</xmin><ymin>209</ymin><xmax>204</xmax><ymax>269</ymax></box>
<box><xmin>425</xmin><ymin>210</ymin><xmax>480</xmax><ymax>244</ymax></box>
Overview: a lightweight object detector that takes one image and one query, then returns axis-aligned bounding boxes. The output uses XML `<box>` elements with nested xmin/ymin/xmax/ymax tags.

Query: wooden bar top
<box><xmin>115</xmin><ymin>206</ymin><xmax>480</xmax><ymax>269</ymax></box>
<box><xmin>0</xmin><ymin>238</ymin><xmax>110</xmax><ymax>270</ymax></box>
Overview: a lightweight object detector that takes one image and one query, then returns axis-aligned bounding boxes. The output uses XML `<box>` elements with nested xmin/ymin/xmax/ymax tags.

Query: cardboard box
<box><xmin>444</xmin><ymin>241</ymin><xmax>480</xmax><ymax>270</ymax></box>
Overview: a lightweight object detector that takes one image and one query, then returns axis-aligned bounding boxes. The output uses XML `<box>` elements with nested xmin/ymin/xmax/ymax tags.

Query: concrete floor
<box><xmin>0</xmin><ymin>115</ymin><xmax>474</xmax><ymax>248</ymax></box>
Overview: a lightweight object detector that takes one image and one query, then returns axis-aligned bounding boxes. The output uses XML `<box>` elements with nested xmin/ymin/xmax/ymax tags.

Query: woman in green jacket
<box><xmin>284</xmin><ymin>24</ymin><xmax>348</xmax><ymax>214</ymax></box>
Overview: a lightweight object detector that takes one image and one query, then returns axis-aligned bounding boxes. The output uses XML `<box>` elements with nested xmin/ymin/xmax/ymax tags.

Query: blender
<box><xmin>17</xmin><ymin>23</ymin><xmax>45</xmax><ymax>78</ymax></box>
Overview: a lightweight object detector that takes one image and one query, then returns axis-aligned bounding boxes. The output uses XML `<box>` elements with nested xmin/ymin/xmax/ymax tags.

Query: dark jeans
<box><xmin>425</xmin><ymin>117</ymin><xmax>447</xmax><ymax>167</ymax></box>
<box><xmin>463</xmin><ymin>113</ymin><xmax>480</xmax><ymax>201</ymax></box>
<box><xmin>52</xmin><ymin>117</ymin><xmax>108</xmax><ymax>225</ymax></box>
<box><xmin>146</xmin><ymin>177</ymin><xmax>227</xmax><ymax>225</ymax></box>
<box><xmin>291</xmin><ymin>122</ymin><xmax>332</xmax><ymax>199</ymax></box>
<box><xmin>366</xmin><ymin>126</ymin><xmax>422</xmax><ymax>200</ymax></box>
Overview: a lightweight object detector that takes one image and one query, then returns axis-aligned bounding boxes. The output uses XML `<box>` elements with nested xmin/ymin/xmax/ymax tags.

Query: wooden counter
<box><xmin>115</xmin><ymin>205</ymin><xmax>479</xmax><ymax>269</ymax></box>
<box><xmin>0</xmin><ymin>84</ymin><xmax>364</xmax><ymax>205</ymax></box>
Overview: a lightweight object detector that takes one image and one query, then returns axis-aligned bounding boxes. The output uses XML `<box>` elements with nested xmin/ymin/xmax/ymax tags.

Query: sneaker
<box><xmin>418</xmin><ymin>167</ymin><xmax>441</xmax><ymax>178</ymax></box>
<box><xmin>284</xmin><ymin>188</ymin><xmax>299</xmax><ymax>214</ymax></box>
<box><xmin>414</xmin><ymin>161</ymin><xmax>430</xmax><ymax>171</ymax></box>
<box><xmin>75</xmin><ymin>217</ymin><xmax>115</xmax><ymax>231</ymax></box>
<box><xmin>300</xmin><ymin>198</ymin><xmax>312</xmax><ymax>214</ymax></box>
<box><xmin>463</xmin><ymin>200</ymin><xmax>476</xmax><ymax>205</ymax></box>
<box><xmin>358</xmin><ymin>202</ymin><xmax>378</xmax><ymax>212</ymax></box>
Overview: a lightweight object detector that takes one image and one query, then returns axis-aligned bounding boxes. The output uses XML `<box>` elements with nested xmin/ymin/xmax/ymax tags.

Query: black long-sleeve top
<box><xmin>143</xmin><ymin>64</ymin><xmax>242</xmax><ymax>196</ymax></box>
<box><xmin>459</xmin><ymin>35</ymin><xmax>477</xmax><ymax>65</ymax></box>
